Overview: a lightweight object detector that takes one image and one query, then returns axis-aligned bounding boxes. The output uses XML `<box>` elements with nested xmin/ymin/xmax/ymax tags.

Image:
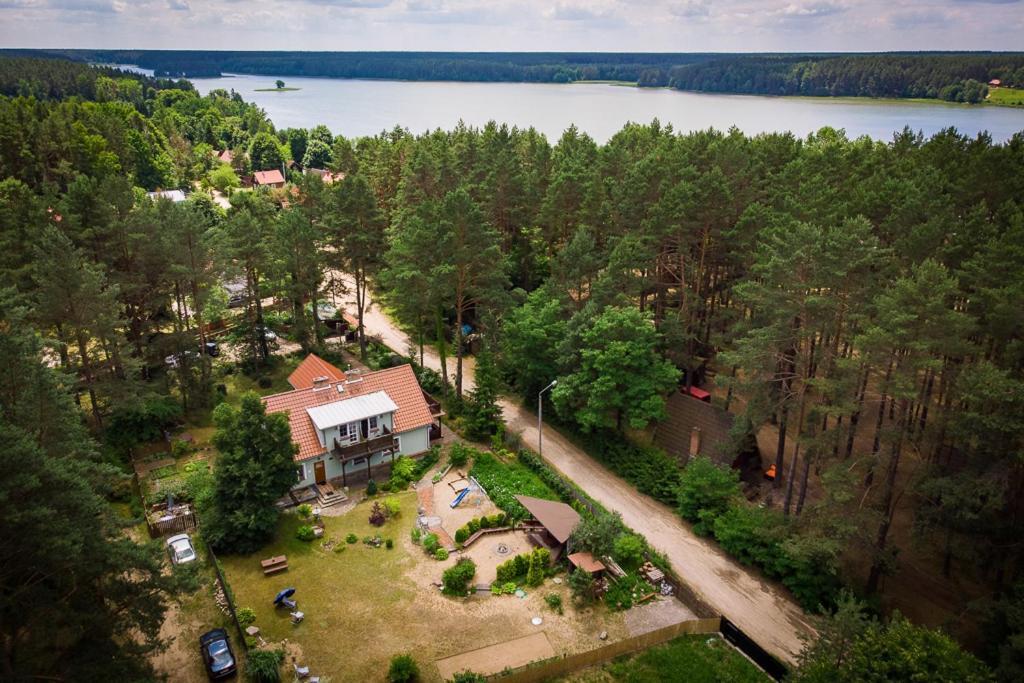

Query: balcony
<box><xmin>332</xmin><ymin>425</ymin><xmax>398</xmax><ymax>462</ymax></box>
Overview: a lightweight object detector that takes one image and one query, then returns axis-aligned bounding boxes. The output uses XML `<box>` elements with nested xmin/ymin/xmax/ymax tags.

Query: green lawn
<box><xmin>566</xmin><ymin>634</ymin><xmax>768</xmax><ymax>682</ymax></box>
<box><xmin>988</xmin><ymin>87</ymin><xmax>1024</xmax><ymax>107</ymax></box>
<box><xmin>218</xmin><ymin>493</ymin><xmax>427</xmax><ymax>679</ymax></box>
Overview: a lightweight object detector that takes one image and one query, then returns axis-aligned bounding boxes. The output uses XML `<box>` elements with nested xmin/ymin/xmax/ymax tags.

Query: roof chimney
<box><xmin>312</xmin><ymin>375</ymin><xmax>329</xmax><ymax>390</ymax></box>
<box><xmin>689</xmin><ymin>427</ymin><xmax>702</xmax><ymax>459</ymax></box>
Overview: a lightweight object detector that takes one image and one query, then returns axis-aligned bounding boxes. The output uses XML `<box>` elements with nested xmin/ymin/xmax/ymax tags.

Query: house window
<box><xmin>338</xmin><ymin>423</ymin><xmax>349</xmax><ymax>438</ymax></box>
<box><xmin>296</xmin><ymin>463</ymin><xmax>306</xmax><ymax>482</ymax></box>
<box><xmin>352</xmin><ymin>457</ymin><xmax>366</xmax><ymax>466</ymax></box>
<box><xmin>395</xmin><ymin>436</ymin><xmax>402</xmax><ymax>453</ymax></box>
<box><xmin>368</xmin><ymin>416</ymin><xmax>378</xmax><ymax>430</ymax></box>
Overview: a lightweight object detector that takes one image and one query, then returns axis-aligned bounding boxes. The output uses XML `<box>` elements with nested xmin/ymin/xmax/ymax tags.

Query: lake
<box><xmin>174</xmin><ymin>70</ymin><xmax>1024</xmax><ymax>143</ymax></box>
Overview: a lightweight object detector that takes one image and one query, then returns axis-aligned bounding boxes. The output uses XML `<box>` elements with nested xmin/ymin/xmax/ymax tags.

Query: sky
<box><xmin>0</xmin><ymin>0</ymin><xmax>1022</xmax><ymax>52</ymax></box>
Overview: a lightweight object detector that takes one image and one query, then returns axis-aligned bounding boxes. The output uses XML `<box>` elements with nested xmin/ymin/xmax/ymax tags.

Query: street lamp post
<box><xmin>538</xmin><ymin>380</ymin><xmax>557</xmax><ymax>460</ymax></box>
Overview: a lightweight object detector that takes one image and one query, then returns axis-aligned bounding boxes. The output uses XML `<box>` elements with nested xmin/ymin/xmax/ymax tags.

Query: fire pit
<box><xmin>495</xmin><ymin>543</ymin><xmax>510</xmax><ymax>556</ymax></box>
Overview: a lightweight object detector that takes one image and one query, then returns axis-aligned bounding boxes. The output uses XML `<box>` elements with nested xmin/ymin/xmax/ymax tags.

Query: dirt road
<box><xmin>333</xmin><ymin>277</ymin><xmax>815</xmax><ymax>665</ymax></box>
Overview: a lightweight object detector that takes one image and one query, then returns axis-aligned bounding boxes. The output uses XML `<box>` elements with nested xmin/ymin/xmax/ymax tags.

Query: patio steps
<box><xmin>316</xmin><ymin>485</ymin><xmax>348</xmax><ymax>509</ymax></box>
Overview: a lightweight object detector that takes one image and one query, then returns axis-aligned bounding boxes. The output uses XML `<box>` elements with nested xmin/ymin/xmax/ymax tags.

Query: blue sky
<box><xmin>0</xmin><ymin>0</ymin><xmax>1021</xmax><ymax>51</ymax></box>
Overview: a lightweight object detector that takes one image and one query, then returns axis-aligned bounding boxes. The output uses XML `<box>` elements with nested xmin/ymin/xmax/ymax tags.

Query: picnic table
<box><xmin>261</xmin><ymin>555</ymin><xmax>289</xmax><ymax>575</ymax></box>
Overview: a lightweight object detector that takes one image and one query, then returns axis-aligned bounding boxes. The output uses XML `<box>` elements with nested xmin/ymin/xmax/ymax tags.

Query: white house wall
<box><xmin>292</xmin><ymin>424</ymin><xmax>431</xmax><ymax>490</ymax></box>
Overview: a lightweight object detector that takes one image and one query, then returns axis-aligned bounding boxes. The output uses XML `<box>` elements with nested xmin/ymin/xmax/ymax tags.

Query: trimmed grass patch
<box><xmin>989</xmin><ymin>86</ymin><xmax>1024</xmax><ymax>107</ymax></box>
<box><xmin>569</xmin><ymin>634</ymin><xmax>768</xmax><ymax>682</ymax></box>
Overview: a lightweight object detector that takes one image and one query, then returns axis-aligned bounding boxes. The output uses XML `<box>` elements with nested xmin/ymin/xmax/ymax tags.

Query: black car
<box><xmin>199</xmin><ymin>628</ymin><xmax>237</xmax><ymax>680</ymax></box>
<box><xmin>204</xmin><ymin>341</ymin><xmax>220</xmax><ymax>357</ymax></box>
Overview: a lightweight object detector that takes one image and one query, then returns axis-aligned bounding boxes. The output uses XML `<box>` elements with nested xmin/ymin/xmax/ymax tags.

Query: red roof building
<box><xmin>262</xmin><ymin>359</ymin><xmax>441</xmax><ymax>491</ymax></box>
<box><xmin>253</xmin><ymin>169</ymin><xmax>286</xmax><ymax>188</ymax></box>
<box><xmin>216</xmin><ymin>149</ymin><xmax>233</xmax><ymax>164</ymax></box>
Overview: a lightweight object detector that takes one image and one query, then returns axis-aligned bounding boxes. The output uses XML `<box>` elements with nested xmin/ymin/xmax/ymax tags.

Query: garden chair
<box><xmin>294</xmin><ymin>663</ymin><xmax>310</xmax><ymax>678</ymax></box>
<box><xmin>290</xmin><ymin>610</ymin><xmax>305</xmax><ymax>624</ymax></box>
<box><xmin>279</xmin><ymin>597</ymin><xmax>296</xmax><ymax>610</ymax></box>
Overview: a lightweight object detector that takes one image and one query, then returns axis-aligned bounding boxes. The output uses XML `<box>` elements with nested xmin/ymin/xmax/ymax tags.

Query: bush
<box><xmin>526</xmin><ymin>549</ymin><xmax>545</xmax><ymax>587</ymax></box>
<box><xmin>333</xmin><ymin>544</ymin><xmax>346</xmax><ymax>553</ymax></box>
<box><xmin>295</xmin><ymin>525</ymin><xmax>317</xmax><ymax>542</ymax></box>
<box><xmin>383</xmin><ymin>497</ymin><xmax>401</xmax><ymax>518</ymax></box>
<box><xmin>581</xmin><ymin>435</ymin><xmax>682</xmax><ymax>506</ymax></box>
<box><xmin>604</xmin><ymin>573</ymin><xmax>655</xmax><ymax>611</ymax></box>
<box><xmin>479</xmin><ymin>515</ymin><xmax>492</xmax><ymax>530</ymax></box>
<box><xmin>236</xmin><ymin>606</ymin><xmax>256</xmax><ymax>629</ymax></box>
<box><xmin>172</xmin><ymin>562</ymin><xmax>203</xmax><ymax>593</ymax></box>
<box><xmin>423</xmin><ymin>533</ymin><xmax>439</xmax><ymax>555</ymax></box>
<box><xmin>677</xmin><ymin>456</ymin><xmax>741</xmax><ymax>535</ymax></box>
<box><xmin>412</xmin><ymin>444</ymin><xmax>442</xmax><ymax>480</ymax></box>
<box><xmin>613</xmin><ymin>533</ymin><xmax>645</xmax><ymax>569</ymax></box>
<box><xmin>369</xmin><ymin>501</ymin><xmax>386</xmax><ymax>527</ymax></box>
<box><xmin>544</xmin><ymin>593</ymin><xmax>563</xmax><ymax>615</ymax></box>
<box><xmin>258</xmin><ymin>376</ymin><xmax>273</xmax><ymax>389</ymax></box>
<box><xmin>386</xmin><ymin>538</ymin><xmax>394</xmax><ymax>549</ymax></box>
<box><xmin>246</xmin><ymin>648</ymin><xmax>284</xmax><ymax>683</ymax></box>
<box><xmin>297</xmin><ymin>503</ymin><xmax>313</xmax><ymax>520</ymax></box>
<box><xmin>489</xmin><ymin>513</ymin><xmax>507</xmax><ymax>527</ymax></box>
<box><xmin>712</xmin><ymin>505</ymin><xmax>787</xmax><ymax>572</ymax></box>
<box><xmin>448</xmin><ymin>442</ymin><xmax>471</xmax><ymax>468</ymax></box>
<box><xmin>569</xmin><ymin>567</ymin><xmax>596</xmax><ymax>604</ymax></box>
<box><xmin>449</xmin><ymin>671</ymin><xmax>486</xmax><ymax>683</ymax></box>
<box><xmin>454</xmin><ymin>527</ymin><xmax>469</xmax><ymax>544</ymax></box>
<box><xmin>435</xmin><ymin>548</ymin><xmax>450</xmax><ymax>561</ymax></box>
<box><xmin>496</xmin><ymin>552</ymin><xmax>533</xmax><ymax>583</ymax></box>
<box><xmin>387</xmin><ymin>653</ymin><xmax>420</xmax><ymax>683</ymax></box>
<box><xmin>390</xmin><ymin>455</ymin><xmax>418</xmax><ymax>490</ymax></box>
<box><xmin>442</xmin><ymin>559</ymin><xmax>477</xmax><ymax>595</ymax></box>
<box><xmin>366</xmin><ymin>479</ymin><xmax>378</xmax><ymax>496</ymax></box>
<box><xmin>411</xmin><ymin>527</ymin><xmax>422</xmax><ymax>544</ymax></box>
<box><xmin>346</xmin><ymin>533</ymin><xmax>358</xmax><ymax>544</ymax></box>
<box><xmin>467</xmin><ymin>518</ymin><xmax>480</xmax><ymax>534</ymax></box>
<box><xmin>570</xmin><ymin>512</ymin><xmax>624</xmax><ymax>559</ymax></box>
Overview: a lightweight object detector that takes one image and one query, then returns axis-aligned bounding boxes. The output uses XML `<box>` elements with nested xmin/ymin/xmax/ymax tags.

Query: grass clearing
<box><xmin>218</xmin><ymin>490</ymin><xmax>629</xmax><ymax>680</ymax></box>
<box><xmin>565</xmin><ymin>634</ymin><xmax>768</xmax><ymax>682</ymax></box>
<box><xmin>988</xmin><ymin>87</ymin><xmax>1024</xmax><ymax>107</ymax></box>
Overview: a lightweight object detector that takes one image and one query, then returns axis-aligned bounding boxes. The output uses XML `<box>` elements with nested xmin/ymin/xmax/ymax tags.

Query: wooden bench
<box><xmin>261</xmin><ymin>555</ymin><xmax>288</xmax><ymax>575</ymax></box>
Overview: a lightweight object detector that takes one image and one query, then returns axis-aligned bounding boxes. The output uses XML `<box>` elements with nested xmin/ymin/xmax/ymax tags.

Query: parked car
<box><xmin>255</xmin><ymin>326</ymin><xmax>277</xmax><ymax>343</ymax></box>
<box><xmin>166</xmin><ymin>533</ymin><xmax>197</xmax><ymax>565</ymax></box>
<box><xmin>199</xmin><ymin>628</ymin><xmax>237</xmax><ymax>680</ymax></box>
<box><xmin>204</xmin><ymin>341</ymin><xmax>219</xmax><ymax>357</ymax></box>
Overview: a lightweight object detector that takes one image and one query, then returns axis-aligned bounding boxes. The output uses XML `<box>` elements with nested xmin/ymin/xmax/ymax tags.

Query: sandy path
<box><xmin>435</xmin><ymin>631</ymin><xmax>556</xmax><ymax>680</ymax></box>
<box><xmin>333</xmin><ymin>277</ymin><xmax>814</xmax><ymax>665</ymax></box>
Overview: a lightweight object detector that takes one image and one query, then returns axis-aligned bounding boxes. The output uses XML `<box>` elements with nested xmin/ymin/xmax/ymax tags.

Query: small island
<box><xmin>255</xmin><ymin>79</ymin><xmax>300</xmax><ymax>92</ymax></box>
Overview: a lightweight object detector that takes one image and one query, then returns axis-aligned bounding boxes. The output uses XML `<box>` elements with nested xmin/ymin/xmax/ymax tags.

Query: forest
<box><xmin>1</xmin><ymin>54</ymin><xmax>1023</xmax><ymax>680</ymax></box>
<box><xmin>6</xmin><ymin>49</ymin><xmax>1024</xmax><ymax>103</ymax></box>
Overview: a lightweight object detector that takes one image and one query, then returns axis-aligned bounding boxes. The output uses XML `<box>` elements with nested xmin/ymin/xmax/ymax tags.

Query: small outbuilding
<box><xmin>568</xmin><ymin>551</ymin><xmax>606</xmax><ymax>577</ymax></box>
<box><xmin>515</xmin><ymin>494</ymin><xmax>580</xmax><ymax>562</ymax></box>
<box><xmin>253</xmin><ymin>169</ymin><xmax>286</xmax><ymax>188</ymax></box>
<box><xmin>146</xmin><ymin>189</ymin><xmax>186</xmax><ymax>203</ymax></box>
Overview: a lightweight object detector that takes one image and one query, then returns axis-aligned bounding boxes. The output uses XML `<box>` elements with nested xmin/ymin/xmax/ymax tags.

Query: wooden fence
<box><xmin>148</xmin><ymin>507</ymin><xmax>198</xmax><ymax>538</ymax></box>
<box><xmin>486</xmin><ymin>617</ymin><xmax>722</xmax><ymax>683</ymax></box>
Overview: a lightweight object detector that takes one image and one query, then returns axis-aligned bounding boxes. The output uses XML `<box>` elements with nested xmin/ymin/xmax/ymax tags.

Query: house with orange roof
<box><xmin>263</xmin><ymin>354</ymin><xmax>442</xmax><ymax>502</ymax></box>
<box><xmin>253</xmin><ymin>169</ymin><xmax>286</xmax><ymax>188</ymax></box>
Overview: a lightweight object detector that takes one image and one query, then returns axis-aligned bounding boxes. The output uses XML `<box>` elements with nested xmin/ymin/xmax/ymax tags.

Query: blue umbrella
<box><xmin>273</xmin><ymin>588</ymin><xmax>296</xmax><ymax>605</ymax></box>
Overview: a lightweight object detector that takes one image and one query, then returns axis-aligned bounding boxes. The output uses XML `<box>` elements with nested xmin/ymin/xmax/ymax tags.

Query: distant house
<box><xmin>989</xmin><ymin>79</ymin><xmax>1002</xmax><ymax>88</ymax></box>
<box><xmin>146</xmin><ymin>189</ymin><xmax>187</xmax><ymax>203</ymax></box>
<box><xmin>262</xmin><ymin>355</ymin><xmax>441</xmax><ymax>497</ymax></box>
<box><xmin>305</xmin><ymin>167</ymin><xmax>346</xmax><ymax>184</ymax></box>
<box><xmin>216</xmin><ymin>149</ymin><xmax>234</xmax><ymax>164</ymax></box>
<box><xmin>654</xmin><ymin>392</ymin><xmax>763</xmax><ymax>482</ymax></box>
<box><xmin>253</xmin><ymin>169</ymin><xmax>286</xmax><ymax>188</ymax></box>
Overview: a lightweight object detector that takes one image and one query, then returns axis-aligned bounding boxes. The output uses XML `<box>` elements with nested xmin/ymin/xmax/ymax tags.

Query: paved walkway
<box><xmin>333</xmin><ymin>275</ymin><xmax>815</xmax><ymax>664</ymax></box>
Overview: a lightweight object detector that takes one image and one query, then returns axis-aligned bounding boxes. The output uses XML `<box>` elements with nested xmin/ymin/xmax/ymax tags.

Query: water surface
<box><xmin>171</xmin><ymin>70</ymin><xmax>1024</xmax><ymax>143</ymax></box>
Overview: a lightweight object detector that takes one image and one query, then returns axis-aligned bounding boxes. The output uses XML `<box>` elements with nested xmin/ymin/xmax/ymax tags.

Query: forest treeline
<box><xmin>10</xmin><ymin>49</ymin><xmax>1024</xmax><ymax>103</ymax></box>
<box><xmin>2</xmin><ymin>55</ymin><xmax>1024</xmax><ymax>679</ymax></box>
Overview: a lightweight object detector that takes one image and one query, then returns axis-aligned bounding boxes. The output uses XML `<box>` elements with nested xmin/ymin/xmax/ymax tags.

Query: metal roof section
<box><xmin>305</xmin><ymin>390</ymin><xmax>398</xmax><ymax>431</ymax></box>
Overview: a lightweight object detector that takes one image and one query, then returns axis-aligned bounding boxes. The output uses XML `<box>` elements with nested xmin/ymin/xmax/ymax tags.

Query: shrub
<box><xmin>448</xmin><ymin>442</ymin><xmax>471</xmax><ymax>468</ymax></box>
<box><xmin>449</xmin><ymin>672</ymin><xmax>485</xmax><ymax>683</ymax></box>
<box><xmin>489</xmin><ymin>513</ymin><xmax>507</xmax><ymax>527</ymax></box>
<box><xmin>569</xmin><ymin>567</ymin><xmax>596</xmax><ymax>604</ymax></box>
<box><xmin>386</xmin><ymin>538</ymin><xmax>394</xmax><ymax>549</ymax></box>
<box><xmin>387</xmin><ymin>653</ymin><xmax>420</xmax><ymax>683</ymax></box>
<box><xmin>366</xmin><ymin>479</ymin><xmax>378</xmax><ymax>496</ymax></box>
<box><xmin>442</xmin><ymin>559</ymin><xmax>477</xmax><ymax>595</ymax></box>
<box><xmin>580</xmin><ymin>435</ymin><xmax>683</xmax><ymax>506</ymax></box>
<box><xmin>172</xmin><ymin>562</ymin><xmax>202</xmax><ymax>593</ymax></box>
<box><xmin>469</xmin><ymin>452</ymin><xmax>559</xmax><ymax>519</ymax></box>
<box><xmin>544</xmin><ymin>593</ymin><xmax>563</xmax><ymax>615</ymax></box>
<box><xmin>478</xmin><ymin>515</ymin><xmax>492</xmax><ymax>529</ymax></box>
<box><xmin>712</xmin><ymin>504</ymin><xmax>787</xmax><ymax>572</ymax></box>
<box><xmin>379</xmin><ymin>481</ymin><xmax>392</xmax><ymax>492</ymax></box>
<box><xmin>369</xmin><ymin>502</ymin><xmax>386</xmax><ymax>527</ymax></box>
<box><xmin>389</xmin><ymin>455</ymin><xmax>418</xmax><ymax>490</ymax></box>
<box><xmin>297</xmin><ymin>503</ymin><xmax>313</xmax><ymax>520</ymax></box>
<box><xmin>333</xmin><ymin>544</ymin><xmax>346</xmax><ymax>553</ymax></box>
<box><xmin>423</xmin><ymin>533</ymin><xmax>439</xmax><ymax>555</ymax></box>
<box><xmin>236</xmin><ymin>606</ymin><xmax>256</xmax><ymax>629</ymax></box>
<box><xmin>257</xmin><ymin>376</ymin><xmax>273</xmax><ymax>389</ymax></box>
<box><xmin>346</xmin><ymin>533</ymin><xmax>358</xmax><ymax>544</ymax></box>
<box><xmin>467</xmin><ymin>518</ymin><xmax>481</xmax><ymax>534</ymax></box>
<box><xmin>171</xmin><ymin>439</ymin><xmax>192</xmax><ymax>459</ymax></box>
<box><xmin>613</xmin><ymin>533</ymin><xmax>645</xmax><ymax>569</ymax></box>
<box><xmin>496</xmin><ymin>552</ymin><xmax>533</xmax><ymax>583</ymax></box>
<box><xmin>526</xmin><ymin>550</ymin><xmax>544</xmax><ymax>587</ymax></box>
<box><xmin>411</xmin><ymin>444</ymin><xmax>442</xmax><ymax>479</ymax></box>
<box><xmin>435</xmin><ymin>548</ymin><xmax>450</xmax><ymax>561</ymax></box>
<box><xmin>383</xmin><ymin>497</ymin><xmax>401</xmax><ymax>518</ymax></box>
<box><xmin>295</xmin><ymin>525</ymin><xmax>316</xmax><ymax>542</ymax></box>
<box><xmin>411</xmin><ymin>527</ymin><xmax>422</xmax><ymax>544</ymax></box>
<box><xmin>454</xmin><ymin>527</ymin><xmax>469</xmax><ymax>544</ymax></box>
<box><xmin>570</xmin><ymin>512</ymin><xmax>624</xmax><ymax>559</ymax></box>
<box><xmin>246</xmin><ymin>648</ymin><xmax>284</xmax><ymax>683</ymax></box>
<box><xmin>677</xmin><ymin>456</ymin><xmax>741</xmax><ymax>535</ymax></box>
<box><xmin>604</xmin><ymin>573</ymin><xmax>655</xmax><ymax>611</ymax></box>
